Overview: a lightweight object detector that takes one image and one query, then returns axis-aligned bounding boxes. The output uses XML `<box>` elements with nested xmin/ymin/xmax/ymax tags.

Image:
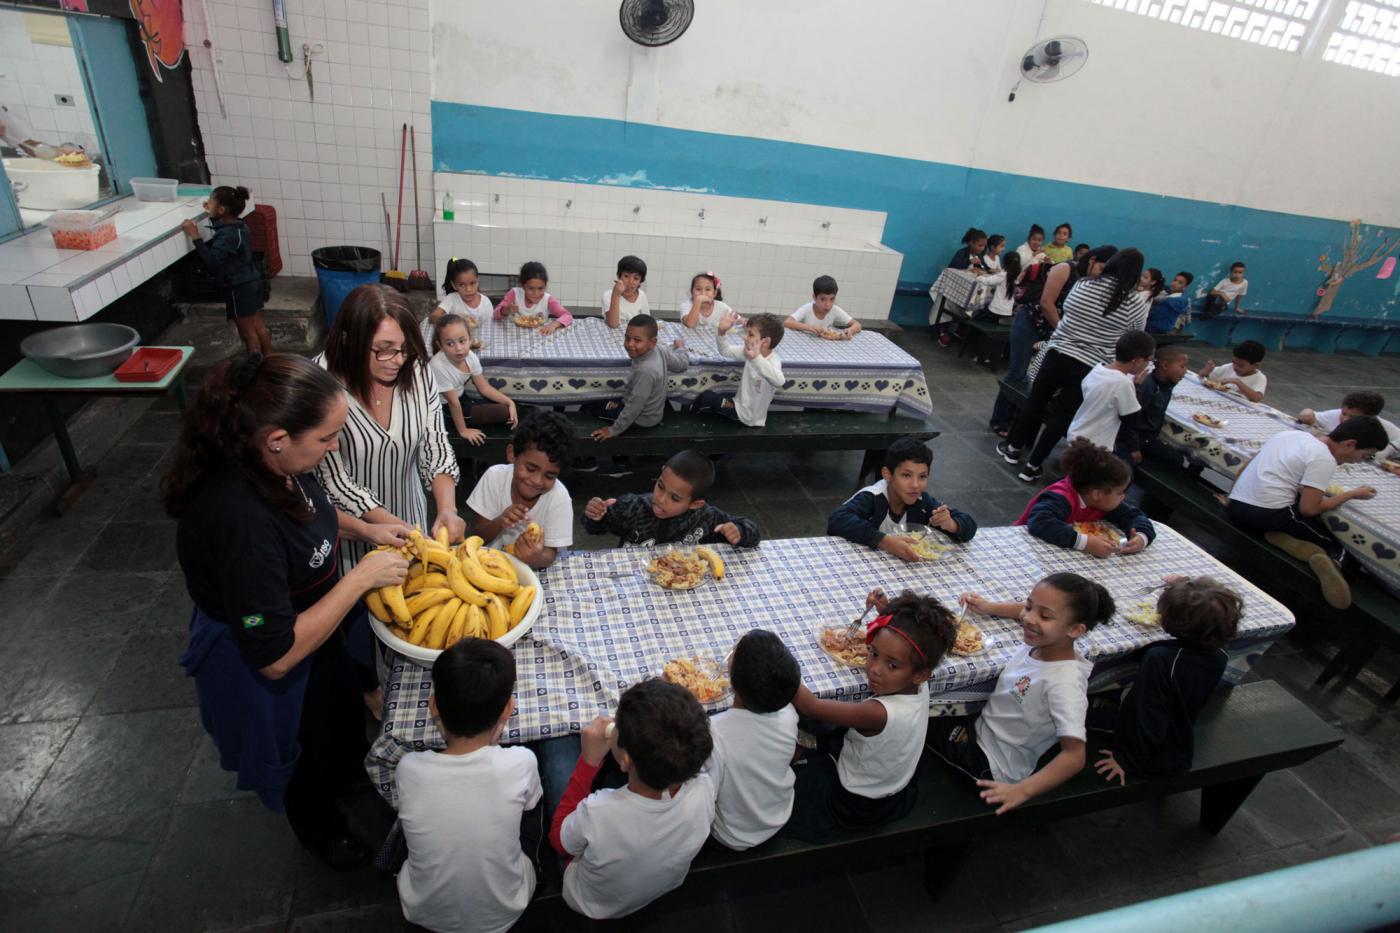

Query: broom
<box><xmin>383</xmin><ymin>123</ymin><xmax>408</xmax><ymax>286</ymax></box>
<box><xmin>407</xmin><ymin>124</ymin><xmax>432</xmax><ymax>289</ymax></box>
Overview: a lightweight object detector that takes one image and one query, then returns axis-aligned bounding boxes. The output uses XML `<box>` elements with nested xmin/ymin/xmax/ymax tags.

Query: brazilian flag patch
<box><xmin>242</xmin><ymin>614</ymin><xmax>265</xmax><ymax>629</ymax></box>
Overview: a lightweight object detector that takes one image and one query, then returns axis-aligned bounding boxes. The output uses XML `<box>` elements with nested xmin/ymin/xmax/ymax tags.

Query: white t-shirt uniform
<box><xmin>1228</xmin><ymin>430</ymin><xmax>1336</xmax><ymax>510</ymax></box>
<box><xmin>1312</xmin><ymin>409</ymin><xmax>1400</xmax><ymax>459</ymax></box>
<box><xmin>982</xmin><ymin>271</ymin><xmax>1016</xmax><ymax>317</ymax></box>
<box><xmin>790</xmin><ymin>301</ymin><xmax>854</xmax><ymax>330</ymax></box>
<box><xmin>681</xmin><ymin>298</ymin><xmax>734</xmax><ymax>333</ymax></box>
<box><xmin>395</xmin><ymin>746</ymin><xmax>543</xmax><ymax>933</ymax></box>
<box><xmin>1213</xmin><ymin>277</ymin><xmax>1248</xmax><ymax>302</ymax></box>
<box><xmin>559</xmin><ymin>773</ymin><xmax>715</xmax><ymax>919</ymax></box>
<box><xmin>465</xmin><ymin>463</ymin><xmax>573</xmax><ymax>550</ymax></box>
<box><xmin>602</xmin><ymin>287</ymin><xmax>649</xmax><ymax>325</ymax></box>
<box><xmin>422</xmin><ymin>292</ymin><xmax>490</xmax><ymax>349</ymax></box>
<box><xmin>429</xmin><ymin>349</ymin><xmax>483</xmax><ymax>397</ymax></box>
<box><xmin>714</xmin><ymin>334</ymin><xmax>784</xmax><ymax>427</ymax></box>
<box><xmin>1068</xmin><ymin>364</ymin><xmax>1141</xmax><ymax>451</ymax></box>
<box><xmin>1207</xmin><ymin>363</ymin><xmax>1267</xmax><ymax>396</ymax></box>
<box><xmin>837</xmin><ymin>681</ymin><xmax>930</xmax><ymax>798</ymax></box>
<box><xmin>975</xmin><ymin>644</ymin><xmax>1092</xmax><ymax>783</ymax></box>
<box><xmin>503</xmin><ymin>286</ymin><xmax>553</xmax><ymax>321</ymax></box>
<box><xmin>707</xmin><ymin>705</ymin><xmax>799</xmax><ymax>850</ymax></box>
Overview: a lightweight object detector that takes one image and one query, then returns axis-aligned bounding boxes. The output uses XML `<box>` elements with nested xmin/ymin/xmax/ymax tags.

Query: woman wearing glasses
<box><xmin>315</xmin><ymin>285</ymin><xmax>464</xmax><ymax>707</ymax></box>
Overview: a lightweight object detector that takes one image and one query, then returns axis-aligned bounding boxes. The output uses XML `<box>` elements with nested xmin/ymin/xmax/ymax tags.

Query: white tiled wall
<box><xmin>182</xmin><ymin>0</ymin><xmax>434</xmax><ymax>277</ymax></box>
<box><xmin>433</xmin><ymin>175</ymin><xmax>902</xmax><ymax>319</ymax></box>
<box><xmin>0</xmin><ymin>10</ymin><xmax>101</xmax><ymax>155</ymax></box>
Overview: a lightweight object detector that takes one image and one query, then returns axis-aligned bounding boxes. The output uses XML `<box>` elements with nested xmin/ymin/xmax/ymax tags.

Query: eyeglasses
<box><xmin>372</xmin><ymin>346</ymin><xmax>413</xmax><ymax>362</ymax></box>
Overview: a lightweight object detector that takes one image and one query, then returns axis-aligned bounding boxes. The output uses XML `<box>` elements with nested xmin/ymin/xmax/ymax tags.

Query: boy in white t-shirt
<box><xmin>549</xmin><ymin>680</ymin><xmax>715</xmax><ymax>920</ymax></box>
<box><xmin>689</xmin><ymin>312</ymin><xmax>786</xmax><ymax>427</ymax></box>
<box><xmin>602</xmin><ymin>254</ymin><xmax>650</xmax><ymax>329</ymax></box>
<box><xmin>464</xmin><ymin>411</ymin><xmax>574</xmax><ymax>569</ymax></box>
<box><xmin>1200</xmin><ymin>339</ymin><xmax>1268</xmax><ymax>403</ymax></box>
<box><xmin>784</xmin><ymin>275</ymin><xmax>862</xmax><ymax>340</ymax></box>
<box><xmin>1299</xmin><ymin>390</ymin><xmax>1400</xmax><ymax>461</ymax></box>
<box><xmin>421</xmin><ymin>257</ymin><xmax>491</xmax><ymax>350</ymax></box>
<box><xmin>707</xmin><ymin>630</ymin><xmax>801</xmax><ymax>851</ymax></box>
<box><xmin>1067</xmin><ymin>331</ymin><xmax>1155</xmax><ymax>453</ymax></box>
<box><xmin>395</xmin><ymin>639</ymin><xmax>543</xmax><ymax>933</ymax></box>
<box><xmin>1226</xmin><ymin>417</ymin><xmax>1385</xmax><ymax>608</ymax></box>
<box><xmin>1201</xmin><ymin>261</ymin><xmax>1248</xmax><ymax>319</ymax></box>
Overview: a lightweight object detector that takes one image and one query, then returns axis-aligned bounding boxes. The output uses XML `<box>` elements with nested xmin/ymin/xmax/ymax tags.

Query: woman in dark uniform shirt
<box><xmin>165</xmin><ymin>353</ymin><xmax>408</xmax><ymax>867</ymax></box>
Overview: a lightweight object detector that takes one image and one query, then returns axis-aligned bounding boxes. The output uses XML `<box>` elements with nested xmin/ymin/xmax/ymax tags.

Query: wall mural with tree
<box><xmin>1313</xmin><ymin>220</ymin><xmax>1400</xmax><ymax>318</ymax></box>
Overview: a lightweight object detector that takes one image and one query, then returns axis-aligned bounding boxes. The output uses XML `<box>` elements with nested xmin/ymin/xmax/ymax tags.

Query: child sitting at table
<box><xmin>603</xmin><ymin>254</ymin><xmax>650</xmax><ymax>329</ymax></box>
<box><xmin>549</xmin><ymin>679</ymin><xmax>714</xmax><ymax>920</ymax></box>
<box><xmin>783</xmin><ymin>589</ymin><xmax>956</xmax><ymax>841</ymax></box>
<box><xmin>421</xmin><ymin>257</ymin><xmax>491</xmax><ymax>349</ymax></box>
<box><xmin>938</xmin><ymin>228</ymin><xmax>989</xmax><ymax>346</ymax></box>
<box><xmin>1115</xmin><ymin>344</ymin><xmax>1191</xmax><ymax>466</ymax></box>
<box><xmin>1146</xmin><ymin>271</ymin><xmax>1193</xmax><ymax>334</ymax></box>
<box><xmin>983</xmin><ymin>234</ymin><xmax>1006</xmax><ymax>272</ymax></box>
<box><xmin>1065</xmin><ymin>330</ymin><xmax>1156</xmax><ymax>454</ymax></box>
<box><xmin>583</xmin><ymin>449</ymin><xmax>761</xmax><ymax>548</ymax></box>
<box><xmin>1043</xmin><ymin>223</ymin><xmax>1073</xmax><ymax>263</ymax></box>
<box><xmin>828</xmin><ymin>435</ymin><xmax>978</xmax><ymax>562</ymax></box>
<box><xmin>587</xmin><ymin>314</ymin><xmax>689</xmax><ymax>443</ymax></box>
<box><xmin>465</xmin><ymin>411</ymin><xmax>575</xmax><ymax>568</ymax></box>
<box><xmin>1200</xmin><ymin>339</ymin><xmax>1267</xmax><ymax>403</ymax></box>
<box><xmin>689</xmin><ymin>312</ymin><xmax>785</xmax><ymax>427</ymax></box>
<box><xmin>429</xmin><ymin>314</ymin><xmax>518</xmax><ymax>445</ymax></box>
<box><xmin>494</xmin><ymin>261</ymin><xmax>573</xmax><ymax>334</ymax></box>
<box><xmin>784</xmin><ymin>275</ymin><xmax>863</xmax><ymax>339</ymax></box>
<box><xmin>1094</xmin><ymin>577</ymin><xmax>1241</xmax><ymax>784</ymax></box>
<box><xmin>681</xmin><ymin>271</ymin><xmax>734</xmax><ymax>333</ymax></box>
<box><xmin>395</xmin><ymin>638</ymin><xmax>544</xmax><ymax>933</ymax></box>
<box><xmin>932</xmin><ymin>572</ymin><xmax>1111</xmax><ymax>812</ymax></box>
<box><xmin>708</xmin><ymin>629</ymin><xmax>801</xmax><ymax>850</ymax></box>
<box><xmin>1014</xmin><ymin>438</ymin><xmax>1155</xmax><ymax>559</ymax></box>
<box><xmin>1299</xmin><ymin>390</ymin><xmax>1400</xmax><ymax>461</ymax></box>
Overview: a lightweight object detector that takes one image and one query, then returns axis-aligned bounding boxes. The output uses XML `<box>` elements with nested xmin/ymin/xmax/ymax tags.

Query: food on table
<box><xmin>512</xmin><ymin>314</ymin><xmax>545</xmax><ymax>328</ymax></box>
<box><xmin>1202</xmin><ymin>379</ymin><xmax>1231</xmax><ymax>392</ymax></box>
<box><xmin>695</xmin><ymin>546</ymin><xmax>725</xmax><ymax>579</ymax></box>
<box><xmin>504</xmin><ymin>522</ymin><xmax>542</xmax><ymax>556</ymax></box>
<box><xmin>50</xmin><ymin>221</ymin><xmax>116</xmax><ymax>250</ymax></box>
<box><xmin>55</xmin><ymin>151</ymin><xmax>92</xmax><ymax>166</ymax></box>
<box><xmin>1326</xmin><ymin>484</ymin><xmax>1345</xmax><ymax>496</ymax></box>
<box><xmin>950</xmin><ymin>621</ymin><xmax>985</xmax><ymax>656</ymax></box>
<box><xmin>470</xmin><ymin>339</ymin><xmax>486</xmax><ymax>351</ymax></box>
<box><xmin>364</xmin><ymin>529</ymin><xmax>535</xmax><ymax>651</ymax></box>
<box><xmin>1073</xmin><ymin>521</ymin><xmax>1123</xmax><ymax>545</ymax></box>
<box><xmin>1191</xmin><ymin>412</ymin><xmax>1225</xmax><ymax>428</ymax></box>
<box><xmin>662</xmin><ymin>657</ymin><xmax>730</xmax><ymax>703</ymax></box>
<box><xmin>817</xmin><ymin>329</ymin><xmax>846</xmax><ymax>341</ymax></box>
<box><xmin>1125</xmin><ymin>600</ymin><xmax>1160</xmax><ymax>626</ymax></box>
<box><xmin>647</xmin><ymin>549</ymin><xmax>711</xmax><ymax>589</ymax></box>
<box><xmin>818</xmin><ymin>626</ymin><xmax>869</xmax><ymax>668</ymax></box>
<box><xmin>909</xmin><ymin>531</ymin><xmax>949</xmax><ymax>561</ymax></box>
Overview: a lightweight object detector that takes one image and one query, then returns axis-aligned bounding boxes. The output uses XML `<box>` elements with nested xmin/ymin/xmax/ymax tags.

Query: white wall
<box><xmin>431</xmin><ymin>0</ymin><xmax>1400</xmax><ymax>228</ymax></box>
<box><xmin>0</xmin><ymin>10</ymin><xmax>101</xmax><ymax>156</ymax></box>
<box><xmin>183</xmin><ymin>0</ymin><xmax>435</xmax><ymax>276</ymax></box>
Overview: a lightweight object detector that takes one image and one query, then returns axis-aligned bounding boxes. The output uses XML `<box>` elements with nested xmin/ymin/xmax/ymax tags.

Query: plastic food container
<box><xmin>114</xmin><ymin>347</ymin><xmax>182</xmax><ymax>382</ymax></box>
<box><xmin>3</xmin><ymin>157</ymin><xmax>101</xmax><ymax>210</ymax></box>
<box><xmin>46</xmin><ymin>210</ymin><xmax>117</xmax><ymax>250</ymax></box>
<box><xmin>129</xmin><ymin>177</ymin><xmax>179</xmax><ymax>202</ymax></box>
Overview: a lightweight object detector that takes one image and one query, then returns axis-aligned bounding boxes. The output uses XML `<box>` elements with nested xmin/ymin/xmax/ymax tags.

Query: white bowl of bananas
<box><xmin>365</xmin><ymin>529</ymin><xmax>543</xmax><ymax>665</ymax></box>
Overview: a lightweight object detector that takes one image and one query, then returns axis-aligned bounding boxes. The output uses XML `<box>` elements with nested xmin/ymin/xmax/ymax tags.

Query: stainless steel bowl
<box><xmin>20</xmin><ymin>323</ymin><xmax>141</xmax><ymax>379</ymax></box>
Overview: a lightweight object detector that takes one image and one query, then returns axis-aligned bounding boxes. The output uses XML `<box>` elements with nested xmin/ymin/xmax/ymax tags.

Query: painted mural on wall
<box><xmin>1313</xmin><ymin>220</ymin><xmax>1400</xmax><ymax>318</ymax></box>
<box><xmin>129</xmin><ymin>0</ymin><xmax>184</xmax><ymax>81</ymax></box>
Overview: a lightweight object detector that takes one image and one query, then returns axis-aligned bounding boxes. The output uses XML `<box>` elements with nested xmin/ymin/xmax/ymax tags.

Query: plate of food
<box><xmin>900</xmin><ymin>523</ymin><xmax>951</xmax><ymax>561</ymax></box>
<box><xmin>512</xmin><ymin>314</ymin><xmax>545</xmax><ymax>329</ymax></box>
<box><xmin>1124</xmin><ymin>599</ymin><xmax>1160</xmax><ymax>627</ymax></box>
<box><xmin>662</xmin><ymin>656</ymin><xmax>731</xmax><ymax>704</ymax></box>
<box><xmin>1073</xmin><ymin>521</ymin><xmax>1125</xmax><ymax>545</ymax></box>
<box><xmin>646</xmin><ymin>547</ymin><xmax>724</xmax><ymax>590</ymax></box>
<box><xmin>950</xmin><ymin>620</ymin><xmax>993</xmax><ymax>657</ymax></box>
<box><xmin>1191</xmin><ymin>412</ymin><xmax>1227</xmax><ymax>429</ymax></box>
<box><xmin>817</xmin><ymin>625</ymin><xmax>869</xmax><ymax>668</ymax></box>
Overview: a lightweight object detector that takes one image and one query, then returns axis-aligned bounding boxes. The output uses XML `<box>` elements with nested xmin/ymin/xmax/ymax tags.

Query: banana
<box><xmin>380</xmin><ymin>584</ymin><xmax>412</xmax><ymax>625</ymax></box>
<box><xmin>403</xmin><ymin>572</ymin><xmax>448</xmax><ymax>596</ymax></box>
<box><xmin>365</xmin><ymin>590</ymin><xmax>391</xmax><ymax>623</ymax></box>
<box><xmin>444</xmin><ymin>601</ymin><xmax>472</xmax><ymax>648</ymax></box>
<box><xmin>407</xmin><ymin>603</ymin><xmax>440</xmax><ymax>645</ymax></box>
<box><xmin>446</xmin><ymin>558</ymin><xmax>490</xmax><ymax>606</ymax></box>
<box><xmin>696</xmin><ymin>546</ymin><xmax>725</xmax><ymax>580</ymax></box>
<box><xmin>463</xmin><ymin>535</ymin><xmax>483</xmax><ymax>560</ymax></box>
<box><xmin>406</xmin><ymin>528</ymin><xmax>427</xmax><ymax>561</ymax></box>
<box><xmin>478</xmin><ymin>548</ymin><xmax>519</xmax><ymax>584</ymax></box>
<box><xmin>435</xmin><ymin>526</ymin><xmax>450</xmax><ymax>549</ymax></box>
<box><xmin>459</xmin><ymin>553</ymin><xmax>518</xmax><ymax>596</ymax></box>
<box><xmin>421</xmin><ymin>546</ymin><xmax>455</xmax><ymax>570</ymax></box>
<box><xmin>485</xmin><ymin>593</ymin><xmax>509</xmax><ymax>639</ymax></box>
<box><xmin>426</xmin><ymin>597</ymin><xmax>461</xmax><ymax>649</ymax></box>
<box><xmin>508</xmin><ymin>585</ymin><xmax>536</xmax><ymax>627</ymax></box>
<box><xmin>466</xmin><ymin>603</ymin><xmax>488</xmax><ymax>639</ymax></box>
<box><xmin>405</xmin><ymin>587</ymin><xmax>455</xmax><ymax>617</ymax></box>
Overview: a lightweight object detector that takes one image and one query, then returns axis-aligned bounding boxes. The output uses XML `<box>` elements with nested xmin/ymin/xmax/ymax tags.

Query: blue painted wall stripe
<box><xmin>431</xmin><ymin>101</ymin><xmax>1400</xmax><ymax>322</ymax></box>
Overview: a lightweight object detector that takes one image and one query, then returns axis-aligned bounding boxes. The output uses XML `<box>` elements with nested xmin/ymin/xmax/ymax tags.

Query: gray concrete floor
<box><xmin>2</xmin><ymin>314</ymin><xmax>1398</xmax><ymax>932</ymax></box>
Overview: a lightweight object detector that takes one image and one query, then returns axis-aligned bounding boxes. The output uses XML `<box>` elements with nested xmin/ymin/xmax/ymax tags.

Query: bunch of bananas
<box><xmin>365</xmin><ymin>528</ymin><xmax>537</xmax><ymax>652</ymax></box>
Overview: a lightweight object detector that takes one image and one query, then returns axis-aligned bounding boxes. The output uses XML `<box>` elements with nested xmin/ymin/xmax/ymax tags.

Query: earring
<box><xmin>273</xmin><ymin>447</ymin><xmax>283</xmax><ymax>453</ymax></box>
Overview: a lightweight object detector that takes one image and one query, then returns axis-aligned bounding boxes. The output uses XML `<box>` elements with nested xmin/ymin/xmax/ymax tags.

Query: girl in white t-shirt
<box><xmin>930</xmin><ymin>572</ymin><xmax>1112</xmax><ymax>814</ymax></box>
<box><xmin>783</xmin><ymin>589</ymin><xmax>956</xmax><ymax>842</ymax></box>
<box><xmin>421</xmin><ymin>257</ymin><xmax>492</xmax><ymax>350</ymax></box>
<box><xmin>430</xmin><ymin>314</ymin><xmax>518</xmax><ymax>445</ymax></box>
<box><xmin>493</xmin><ymin>261</ymin><xmax>574</xmax><ymax>335</ymax></box>
<box><xmin>680</xmin><ymin>271</ymin><xmax>736</xmax><ymax>333</ymax></box>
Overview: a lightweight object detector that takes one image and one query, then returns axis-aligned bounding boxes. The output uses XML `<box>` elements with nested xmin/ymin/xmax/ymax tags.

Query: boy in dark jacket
<box><xmin>1095</xmin><ymin>577</ymin><xmax>1241</xmax><ymax>782</ymax></box>
<box><xmin>583</xmin><ymin>449</ymin><xmax>760</xmax><ymax>548</ymax></box>
<box><xmin>827</xmin><ymin>436</ymin><xmax>977</xmax><ymax>562</ymax></box>
<box><xmin>1115</xmin><ymin>345</ymin><xmax>1190</xmax><ymax>466</ymax></box>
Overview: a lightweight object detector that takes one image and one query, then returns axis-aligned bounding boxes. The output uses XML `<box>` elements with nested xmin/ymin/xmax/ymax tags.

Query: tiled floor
<box><xmin>2</xmin><ymin>328</ymin><xmax>1398</xmax><ymax>932</ymax></box>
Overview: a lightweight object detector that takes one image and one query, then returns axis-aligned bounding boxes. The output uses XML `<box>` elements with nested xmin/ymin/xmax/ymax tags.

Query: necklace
<box><xmin>291</xmin><ymin>475</ymin><xmax>317</xmax><ymax>514</ymax></box>
<box><xmin>372</xmin><ymin>382</ymin><xmax>394</xmax><ymax>407</ymax></box>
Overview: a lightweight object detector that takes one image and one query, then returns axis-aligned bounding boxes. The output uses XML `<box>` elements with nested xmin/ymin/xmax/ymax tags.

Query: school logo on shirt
<box><xmin>309</xmin><ymin>538</ymin><xmax>331</xmax><ymax>569</ymax></box>
<box><xmin>1010</xmin><ymin>675</ymin><xmax>1032</xmax><ymax>705</ymax></box>
<box><xmin>242</xmin><ymin>614</ymin><xmax>265</xmax><ymax>629</ymax></box>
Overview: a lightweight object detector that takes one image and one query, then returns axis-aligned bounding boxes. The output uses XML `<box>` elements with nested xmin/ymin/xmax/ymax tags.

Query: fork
<box><xmin>848</xmin><ymin>597</ymin><xmax>880</xmax><ymax>634</ymax></box>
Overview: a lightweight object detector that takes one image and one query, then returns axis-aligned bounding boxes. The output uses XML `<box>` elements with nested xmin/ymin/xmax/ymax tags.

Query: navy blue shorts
<box><xmin>226</xmin><ymin>279</ymin><xmax>265</xmax><ymax>320</ymax></box>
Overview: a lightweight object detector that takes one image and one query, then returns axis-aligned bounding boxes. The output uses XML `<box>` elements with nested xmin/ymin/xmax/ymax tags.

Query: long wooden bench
<box><xmin>1190</xmin><ymin>310</ymin><xmax>1400</xmax><ymax>356</ymax></box>
<box><xmin>1135</xmin><ymin>462</ymin><xmax>1400</xmax><ymax>701</ymax></box>
<box><xmin>451</xmin><ymin>409</ymin><xmax>940</xmax><ymax>483</ymax></box>
<box><xmin>520</xmin><ymin>680</ymin><xmax>1339</xmax><ymax>923</ymax></box>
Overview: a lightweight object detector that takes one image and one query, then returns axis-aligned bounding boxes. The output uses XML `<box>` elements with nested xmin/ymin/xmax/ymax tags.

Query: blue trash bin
<box><xmin>312</xmin><ymin>246</ymin><xmax>381</xmax><ymax>328</ymax></box>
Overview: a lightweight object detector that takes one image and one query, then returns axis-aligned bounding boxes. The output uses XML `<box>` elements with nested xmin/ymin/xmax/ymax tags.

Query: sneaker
<box><xmin>1017</xmin><ymin>463</ymin><xmax>1043</xmax><ymax>483</ymax></box>
<box><xmin>573</xmin><ymin>457</ymin><xmax>600</xmax><ymax>473</ymax></box>
<box><xmin>938</xmin><ymin>333</ymin><xmax>953</xmax><ymax>348</ymax></box>
<box><xmin>996</xmin><ymin>440</ymin><xmax>1021</xmax><ymax>464</ymax></box>
<box><xmin>1307</xmin><ymin>553</ymin><xmax>1352</xmax><ymax>609</ymax></box>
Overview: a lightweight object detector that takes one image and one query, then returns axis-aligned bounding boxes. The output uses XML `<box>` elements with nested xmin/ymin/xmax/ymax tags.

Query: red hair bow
<box><xmin>865</xmin><ymin>614</ymin><xmax>927</xmax><ymax>663</ymax></box>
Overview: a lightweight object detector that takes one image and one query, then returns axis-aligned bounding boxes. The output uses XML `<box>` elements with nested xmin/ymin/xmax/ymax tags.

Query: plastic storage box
<box><xmin>130</xmin><ymin>177</ymin><xmax>178</xmax><ymax>202</ymax></box>
<box><xmin>47</xmin><ymin>210</ymin><xmax>117</xmax><ymax>250</ymax></box>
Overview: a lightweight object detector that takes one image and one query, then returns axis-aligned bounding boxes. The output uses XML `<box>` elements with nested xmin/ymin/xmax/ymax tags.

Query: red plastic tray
<box><xmin>114</xmin><ymin>347</ymin><xmax>182</xmax><ymax>382</ymax></box>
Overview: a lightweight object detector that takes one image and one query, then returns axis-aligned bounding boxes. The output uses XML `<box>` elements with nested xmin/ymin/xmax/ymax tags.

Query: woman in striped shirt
<box><xmin>998</xmin><ymin>248</ymin><xmax>1149</xmax><ymax>482</ymax></box>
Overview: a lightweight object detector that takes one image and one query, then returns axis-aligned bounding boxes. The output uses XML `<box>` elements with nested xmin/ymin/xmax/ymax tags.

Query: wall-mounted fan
<box><xmin>1008</xmin><ymin>36</ymin><xmax>1089</xmax><ymax>101</ymax></box>
<box><xmin>619</xmin><ymin>0</ymin><xmax>695</xmax><ymax>47</ymax></box>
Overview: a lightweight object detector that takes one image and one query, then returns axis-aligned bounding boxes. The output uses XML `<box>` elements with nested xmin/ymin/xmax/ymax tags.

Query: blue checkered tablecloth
<box><xmin>927</xmin><ymin>268</ymin><xmax>995</xmax><ymax>325</ymax></box>
<box><xmin>469</xmin><ymin>318</ymin><xmax>932</xmax><ymax>418</ymax></box>
<box><xmin>367</xmin><ymin>525</ymin><xmax>1294</xmax><ymax>804</ymax></box>
<box><xmin>1160</xmin><ymin>374</ymin><xmax>1400</xmax><ymax>592</ymax></box>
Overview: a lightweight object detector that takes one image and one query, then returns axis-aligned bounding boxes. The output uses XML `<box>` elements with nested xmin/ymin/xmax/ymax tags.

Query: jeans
<box><xmin>1006</xmin><ymin>349</ymin><xmax>1093</xmax><ymax>467</ymax></box>
<box><xmin>990</xmin><ymin>305</ymin><xmax>1041</xmax><ymax>428</ymax></box>
<box><xmin>690</xmin><ymin>389</ymin><xmax>741</xmax><ymax>421</ymax></box>
<box><xmin>532</xmin><ymin>734</ymin><xmax>581</xmax><ymax>820</ymax></box>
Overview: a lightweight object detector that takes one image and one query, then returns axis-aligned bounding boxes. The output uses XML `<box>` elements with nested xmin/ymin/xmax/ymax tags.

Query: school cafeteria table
<box><xmin>471</xmin><ymin>317</ymin><xmax>932</xmax><ymax>419</ymax></box>
<box><xmin>1158</xmin><ymin>373</ymin><xmax>1400</xmax><ymax>593</ymax></box>
<box><xmin>366</xmin><ymin>525</ymin><xmax>1294</xmax><ymax>804</ymax></box>
<box><xmin>927</xmin><ymin>267</ymin><xmax>995</xmax><ymax>326</ymax></box>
